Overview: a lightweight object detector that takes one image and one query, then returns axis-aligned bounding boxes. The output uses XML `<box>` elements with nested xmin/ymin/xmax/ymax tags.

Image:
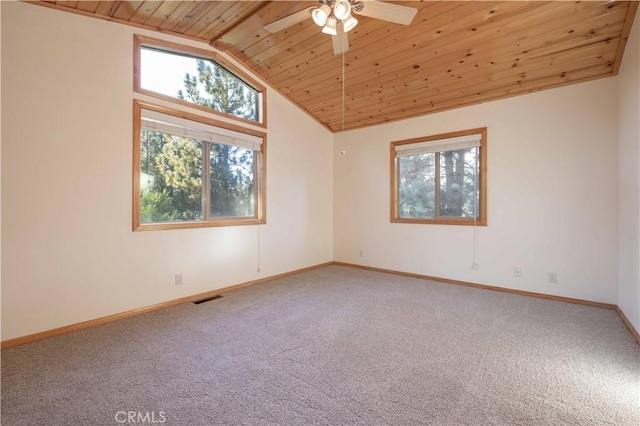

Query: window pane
<box><xmin>210</xmin><ymin>144</ymin><xmax>255</xmax><ymax>217</ymax></box>
<box><xmin>140</xmin><ymin>130</ymin><xmax>203</xmax><ymax>223</ymax></box>
<box><xmin>398</xmin><ymin>153</ymin><xmax>436</xmax><ymax>218</ymax></box>
<box><xmin>140</xmin><ymin>47</ymin><xmax>259</xmax><ymax>122</ymax></box>
<box><xmin>439</xmin><ymin>147</ymin><xmax>479</xmax><ymax>218</ymax></box>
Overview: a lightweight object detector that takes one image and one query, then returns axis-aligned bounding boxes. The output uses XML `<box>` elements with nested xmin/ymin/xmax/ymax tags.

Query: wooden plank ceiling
<box><xmin>34</xmin><ymin>1</ymin><xmax>638</xmax><ymax>132</ymax></box>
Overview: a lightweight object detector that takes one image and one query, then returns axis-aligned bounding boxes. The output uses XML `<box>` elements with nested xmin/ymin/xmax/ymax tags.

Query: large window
<box><xmin>134</xmin><ymin>35</ymin><xmax>265</xmax><ymax>127</ymax></box>
<box><xmin>133</xmin><ymin>101</ymin><xmax>266</xmax><ymax>231</ymax></box>
<box><xmin>391</xmin><ymin>128</ymin><xmax>487</xmax><ymax>226</ymax></box>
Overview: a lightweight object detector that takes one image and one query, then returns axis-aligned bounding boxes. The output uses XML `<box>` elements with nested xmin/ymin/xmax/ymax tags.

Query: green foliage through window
<box><xmin>392</xmin><ymin>129</ymin><xmax>487</xmax><ymax>225</ymax></box>
<box><xmin>140</xmin><ymin>130</ymin><xmax>203</xmax><ymax>222</ymax></box>
<box><xmin>398</xmin><ymin>149</ymin><xmax>479</xmax><ymax>219</ymax></box>
<box><xmin>140</xmin><ymin>46</ymin><xmax>260</xmax><ymax>123</ymax></box>
<box><xmin>139</xmin><ymin>127</ymin><xmax>255</xmax><ymax>224</ymax></box>
<box><xmin>178</xmin><ymin>59</ymin><xmax>258</xmax><ymax>122</ymax></box>
<box><xmin>134</xmin><ymin>37</ymin><xmax>266</xmax><ymax>230</ymax></box>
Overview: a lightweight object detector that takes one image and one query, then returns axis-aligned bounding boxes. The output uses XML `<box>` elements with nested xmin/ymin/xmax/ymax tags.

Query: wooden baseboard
<box><xmin>615</xmin><ymin>306</ymin><xmax>640</xmax><ymax>346</ymax></box>
<box><xmin>4</xmin><ymin>261</ymin><xmax>639</xmax><ymax>349</ymax></box>
<box><xmin>0</xmin><ymin>262</ymin><xmax>333</xmax><ymax>349</ymax></box>
<box><xmin>333</xmin><ymin>262</ymin><xmax>617</xmax><ymax>309</ymax></box>
<box><xmin>333</xmin><ymin>262</ymin><xmax>640</xmax><ymax>345</ymax></box>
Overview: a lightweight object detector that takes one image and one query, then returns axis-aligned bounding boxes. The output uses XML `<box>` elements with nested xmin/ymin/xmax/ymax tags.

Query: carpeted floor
<box><xmin>2</xmin><ymin>265</ymin><xmax>639</xmax><ymax>425</ymax></box>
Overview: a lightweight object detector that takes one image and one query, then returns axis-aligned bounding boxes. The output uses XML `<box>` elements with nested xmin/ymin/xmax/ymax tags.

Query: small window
<box><xmin>134</xmin><ymin>36</ymin><xmax>265</xmax><ymax>127</ymax></box>
<box><xmin>133</xmin><ymin>101</ymin><xmax>266</xmax><ymax>231</ymax></box>
<box><xmin>391</xmin><ymin>128</ymin><xmax>487</xmax><ymax>226</ymax></box>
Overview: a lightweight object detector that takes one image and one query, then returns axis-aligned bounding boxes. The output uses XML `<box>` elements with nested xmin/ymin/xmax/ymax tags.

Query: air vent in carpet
<box><xmin>192</xmin><ymin>295</ymin><xmax>222</xmax><ymax>305</ymax></box>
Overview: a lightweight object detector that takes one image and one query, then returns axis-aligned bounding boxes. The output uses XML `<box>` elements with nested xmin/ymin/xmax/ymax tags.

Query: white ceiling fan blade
<box><xmin>353</xmin><ymin>1</ymin><xmax>417</xmax><ymax>25</ymax></box>
<box><xmin>332</xmin><ymin>24</ymin><xmax>349</xmax><ymax>55</ymax></box>
<box><xmin>264</xmin><ymin>7</ymin><xmax>314</xmax><ymax>33</ymax></box>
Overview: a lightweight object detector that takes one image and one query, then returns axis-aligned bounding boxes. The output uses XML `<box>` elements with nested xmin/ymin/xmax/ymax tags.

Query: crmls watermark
<box><xmin>115</xmin><ymin>411</ymin><xmax>167</xmax><ymax>424</ymax></box>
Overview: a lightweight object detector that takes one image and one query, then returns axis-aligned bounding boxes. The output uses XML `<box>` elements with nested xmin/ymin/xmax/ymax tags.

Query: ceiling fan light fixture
<box><xmin>311</xmin><ymin>4</ymin><xmax>331</xmax><ymax>27</ymax></box>
<box><xmin>333</xmin><ymin>0</ymin><xmax>352</xmax><ymax>20</ymax></box>
<box><xmin>342</xmin><ymin>14</ymin><xmax>358</xmax><ymax>32</ymax></box>
<box><xmin>351</xmin><ymin>1</ymin><xmax>364</xmax><ymax>13</ymax></box>
<box><xmin>322</xmin><ymin>16</ymin><xmax>338</xmax><ymax>35</ymax></box>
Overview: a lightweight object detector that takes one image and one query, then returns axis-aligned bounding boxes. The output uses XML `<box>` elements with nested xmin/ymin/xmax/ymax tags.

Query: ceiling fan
<box><xmin>263</xmin><ymin>0</ymin><xmax>418</xmax><ymax>55</ymax></box>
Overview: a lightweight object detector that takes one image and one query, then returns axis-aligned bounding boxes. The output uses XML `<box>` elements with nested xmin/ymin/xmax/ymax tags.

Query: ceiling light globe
<box><xmin>311</xmin><ymin>5</ymin><xmax>331</xmax><ymax>27</ymax></box>
<box><xmin>322</xmin><ymin>16</ymin><xmax>338</xmax><ymax>36</ymax></box>
<box><xmin>342</xmin><ymin>14</ymin><xmax>358</xmax><ymax>32</ymax></box>
<box><xmin>333</xmin><ymin>0</ymin><xmax>351</xmax><ymax>20</ymax></box>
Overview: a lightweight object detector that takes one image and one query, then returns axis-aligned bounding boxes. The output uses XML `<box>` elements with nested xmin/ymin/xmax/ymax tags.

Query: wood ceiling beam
<box><xmin>197</xmin><ymin>2</ymin><xmax>266</xmax><ymax>41</ymax></box>
<box><xmin>210</xmin><ymin>1</ymin><xmax>304</xmax><ymax>51</ymax></box>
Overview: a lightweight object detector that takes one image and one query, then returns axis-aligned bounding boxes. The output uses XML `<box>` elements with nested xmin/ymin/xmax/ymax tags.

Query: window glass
<box><xmin>398</xmin><ymin>153</ymin><xmax>436</xmax><ymax>219</ymax></box>
<box><xmin>140</xmin><ymin>129</ymin><xmax>203</xmax><ymax>223</ymax></box>
<box><xmin>210</xmin><ymin>145</ymin><xmax>255</xmax><ymax>218</ymax></box>
<box><xmin>136</xmin><ymin>37</ymin><xmax>263</xmax><ymax>125</ymax></box>
<box><xmin>133</xmin><ymin>102</ymin><xmax>265</xmax><ymax>231</ymax></box>
<box><xmin>391</xmin><ymin>128</ymin><xmax>487</xmax><ymax>226</ymax></box>
<box><xmin>438</xmin><ymin>148</ymin><xmax>479</xmax><ymax>218</ymax></box>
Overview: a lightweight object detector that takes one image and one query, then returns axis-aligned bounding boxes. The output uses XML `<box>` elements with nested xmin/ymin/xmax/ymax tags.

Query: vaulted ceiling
<box><xmin>32</xmin><ymin>1</ymin><xmax>638</xmax><ymax>132</ymax></box>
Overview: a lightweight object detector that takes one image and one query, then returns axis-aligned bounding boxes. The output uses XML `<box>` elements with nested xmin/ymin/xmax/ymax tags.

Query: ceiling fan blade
<box><xmin>332</xmin><ymin>24</ymin><xmax>349</xmax><ymax>55</ymax></box>
<box><xmin>264</xmin><ymin>7</ymin><xmax>314</xmax><ymax>33</ymax></box>
<box><xmin>353</xmin><ymin>1</ymin><xmax>417</xmax><ymax>25</ymax></box>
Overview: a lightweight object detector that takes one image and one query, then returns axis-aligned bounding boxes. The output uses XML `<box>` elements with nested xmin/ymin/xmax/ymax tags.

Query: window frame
<box><xmin>390</xmin><ymin>127</ymin><xmax>487</xmax><ymax>226</ymax></box>
<box><xmin>133</xmin><ymin>100</ymin><xmax>267</xmax><ymax>231</ymax></box>
<box><xmin>134</xmin><ymin>35</ymin><xmax>267</xmax><ymax>128</ymax></box>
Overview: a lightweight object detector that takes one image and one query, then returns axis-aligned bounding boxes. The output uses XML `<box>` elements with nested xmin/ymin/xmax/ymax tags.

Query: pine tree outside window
<box><xmin>391</xmin><ymin>128</ymin><xmax>487</xmax><ymax>226</ymax></box>
<box><xmin>132</xmin><ymin>36</ymin><xmax>267</xmax><ymax>231</ymax></box>
<box><xmin>133</xmin><ymin>101</ymin><xmax>266</xmax><ymax>231</ymax></box>
<box><xmin>134</xmin><ymin>36</ymin><xmax>265</xmax><ymax>127</ymax></box>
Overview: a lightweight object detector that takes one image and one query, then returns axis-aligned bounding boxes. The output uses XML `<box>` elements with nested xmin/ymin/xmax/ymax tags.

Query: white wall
<box><xmin>0</xmin><ymin>1</ymin><xmax>3</xmax><ymax>330</ymax></box>
<box><xmin>1</xmin><ymin>2</ymin><xmax>333</xmax><ymax>340</ymax></box>
<box><xmin>2</xmin><ymin>1</ymin><xmax>636</xmax><ymax>342</ymax></box>
<box><xmin>334</xmin><ymin>78</ymin><xmax>620</xmax><ymax>303</ymax></box>
<box><xmin>617</xmin><ymin>8</ymin><xmax>640</xmax><ymax>332</ymax></box>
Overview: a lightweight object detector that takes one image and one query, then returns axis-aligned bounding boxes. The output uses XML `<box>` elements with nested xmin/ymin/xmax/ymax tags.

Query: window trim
<box><xmin>133</xmin><ymin>35</ymin><xmax>267</xmax><ymax>128</ymax></box>
<box><xmin>390</xmin><ymin>127</ymin><xmax>487</xmax><ymax>226</ymax></box>
<box><xmin>133</xmin><ymin>100</ymin><xmax>267</xmax><ymax>231</ymax></box>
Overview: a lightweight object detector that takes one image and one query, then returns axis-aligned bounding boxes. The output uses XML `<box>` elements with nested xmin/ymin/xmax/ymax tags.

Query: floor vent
<box><xmin>192</xmin><ymin>295</ymin><xmax>223</xmax><ymax>305</ymax></box>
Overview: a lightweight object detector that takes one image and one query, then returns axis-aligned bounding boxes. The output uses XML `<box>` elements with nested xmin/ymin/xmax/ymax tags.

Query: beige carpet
<box><xmin>2</xmin><ymin>265</ymin><xmax>639</xmax><ymax>425</ymax></box>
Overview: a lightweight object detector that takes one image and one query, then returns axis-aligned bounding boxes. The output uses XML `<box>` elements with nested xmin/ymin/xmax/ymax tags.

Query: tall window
<box><xmin>134</xmin><ymin>35</ymin><xmax>265</xmax><ymax>127</ymax></box>
<box><xmin>391</xmin><ymin>128</ymin><xmax>487</xmax><ymax>226</ymax></box>
<box><xmin>133</xmin><ymin>101</ymin><xmax>266</xmax><ymax>231</ymax></box>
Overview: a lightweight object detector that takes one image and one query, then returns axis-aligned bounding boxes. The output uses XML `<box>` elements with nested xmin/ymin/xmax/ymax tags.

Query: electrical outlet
<box><xmin>547</xmin><ymin>272</ymin><xmax>558</xmax><ymax>283</ymax></box>
<box><xmin>175</xmin><ymin>273</ymin><xmax>183</xmax><ymax>286</ymax></box>
<box><xmin>513</xmin><ymin>267</ymin><xmax>522</xmax><ymax>278</ymax></box>
<box><xmin>472</xmin><ymin>262</ymin><xmax>479</xmax><ymax>270</ymax></box>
